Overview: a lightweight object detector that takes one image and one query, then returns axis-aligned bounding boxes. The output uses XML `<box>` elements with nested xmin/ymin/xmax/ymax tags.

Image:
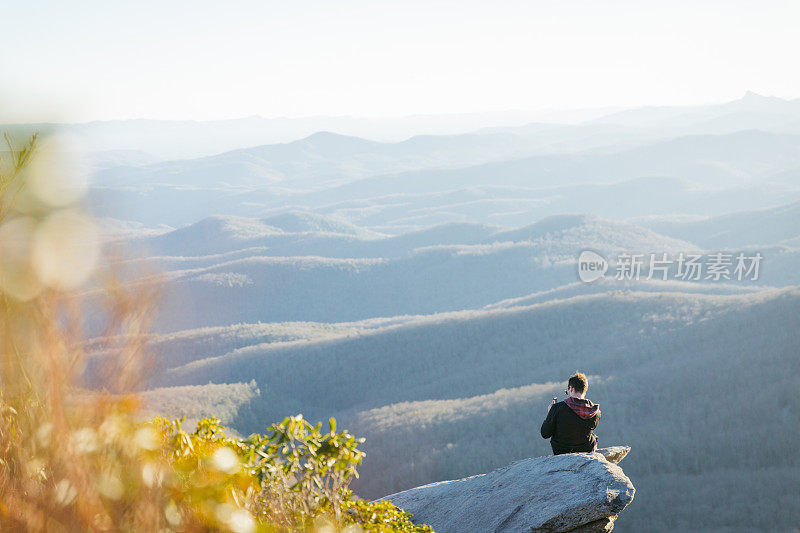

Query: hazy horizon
<box><xmin>4</xmin><ymin>0</ymin><xmax>800</xmax><ymax>123</ymax></box>
<box><xmin>1</xmin><ymin>90</ymin><xmax>793</xmax><ymax>126</ymax></box>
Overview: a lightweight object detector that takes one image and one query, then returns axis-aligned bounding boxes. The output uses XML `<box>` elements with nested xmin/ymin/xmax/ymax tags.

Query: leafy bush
<box><xmin>151</xmin><ymin>414</ymin><xmax>432</xmax><ymax>532</ymax></box>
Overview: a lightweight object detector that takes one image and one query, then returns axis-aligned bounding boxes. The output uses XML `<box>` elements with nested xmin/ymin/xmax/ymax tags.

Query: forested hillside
<box><xmin>143</xmin><ymin>288</ymin><xmax>800</xmax><ymax>531</ymax></box>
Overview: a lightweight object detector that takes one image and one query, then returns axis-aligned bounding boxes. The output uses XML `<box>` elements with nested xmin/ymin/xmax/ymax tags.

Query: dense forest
<box><xmin>134</xmin><ymin>288</ymin><xmax>800</xmax><ymax>531</ymax></box>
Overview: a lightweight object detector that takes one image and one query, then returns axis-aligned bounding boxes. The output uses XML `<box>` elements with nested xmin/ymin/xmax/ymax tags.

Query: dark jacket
<box><xmin>540</xmin><ymin>398</ymin><xmax>600</xmax><ymax>455</ymax></box>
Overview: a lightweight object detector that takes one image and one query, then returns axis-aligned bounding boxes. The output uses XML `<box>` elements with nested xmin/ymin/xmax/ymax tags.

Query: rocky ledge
<box><xmin>381</xmin><ymin>446</ymin><xmax>634</xmax><ymax>533</ymax></box>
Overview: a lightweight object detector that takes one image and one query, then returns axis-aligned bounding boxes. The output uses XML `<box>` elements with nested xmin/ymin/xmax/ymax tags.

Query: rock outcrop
<box><xmin>594</xmin><ymin>446</ymin><xmax>630</xmax><ymax>465</ymax></box>
<box><xmin>381</xmin><ymin>446</ymin><xmax>634</xmax><ymax>532</ymax></box>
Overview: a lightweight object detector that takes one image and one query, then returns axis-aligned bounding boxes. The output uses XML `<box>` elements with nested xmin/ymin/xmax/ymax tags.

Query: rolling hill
<box><xmin>123</xmin><ymin>215</ymin><xmax>718</xmax><ymax>331</ymax></box>
<box><xmin>131</xmin><ymin>212</ymin><xmax>690</xmax><ymax>259</ymax></box>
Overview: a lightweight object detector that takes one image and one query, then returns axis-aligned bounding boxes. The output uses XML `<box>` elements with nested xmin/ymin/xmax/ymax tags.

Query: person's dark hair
<box><xmin>568</xmin><ymin>371</ymin><xmax>589</xmax><ymax>394</ymax></box>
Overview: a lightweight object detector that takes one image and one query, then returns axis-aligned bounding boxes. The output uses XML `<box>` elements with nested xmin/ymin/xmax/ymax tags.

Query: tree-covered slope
<box><xmin>148</xmin><ymin>287</ymin><xmax>799</xmax><ymax>532</ymax></box>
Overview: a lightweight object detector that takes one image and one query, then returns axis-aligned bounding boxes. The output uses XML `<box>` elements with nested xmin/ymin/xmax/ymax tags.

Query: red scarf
<box><xmin>565</xmin><ymin>396</ymin><xmax>600</xmax><ymax>419</ymax></box>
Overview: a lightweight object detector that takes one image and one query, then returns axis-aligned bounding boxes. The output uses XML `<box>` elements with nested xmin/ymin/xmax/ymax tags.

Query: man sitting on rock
<box><xmin>540</xmin><ymin>371</ymin><xmax>601</xmax><ymax>455</ymax></box>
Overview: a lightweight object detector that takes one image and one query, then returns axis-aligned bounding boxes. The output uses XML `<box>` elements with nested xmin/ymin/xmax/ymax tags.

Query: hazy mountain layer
<box><xmin>636</xmin><ymin>199</ymin><xmax>800</xmax><ymax>249</ymax></box>
<box><xmin>124</xmin><ymin>215</ymin><xmax>722</xmax><ymax>331</ymax></box>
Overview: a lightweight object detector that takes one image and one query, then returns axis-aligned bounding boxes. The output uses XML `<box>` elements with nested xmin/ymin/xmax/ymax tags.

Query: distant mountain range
<box><xmin>8</xmin><ymin>91</ymin><xmax>800</xmax><ymax>161</ymax></box>
<box><xmin>61</xmin><ymin>92</ymin><xmax>800</xmax><ymax>532</ymax></box>
<box><xmin>91</xmin><ymin>130</ymin><xmax>556</xmax><ymax>189</ymax></box>
<box><xmin>1</xmin><ymin>108</ymin><xmax>620</xmax><ymax>160</ymax></box>
<box><xmin>61</xmin><ymin>92</ymin><xmax>800</xmax><ymax>241</ymax></box>
<box><xmin>635</xmin><ymin>200</ymin><xmax>800</xmax><ymax>249</ymax></box>
<box><xmin>90</xmin><ymin>127</ymin><xmax>800</xmax><ymax>193</ymax></box>
<box><xmin>591</xmin><ymin>90</ymin><xmax>800</xmax><ymax>132</ymax></box>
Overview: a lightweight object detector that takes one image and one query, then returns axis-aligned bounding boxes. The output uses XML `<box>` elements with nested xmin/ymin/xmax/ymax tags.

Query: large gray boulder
<box><xmin>381</xmin><ymin>447</ymin><xmax>635</xmax><ymax>532</ymax></box>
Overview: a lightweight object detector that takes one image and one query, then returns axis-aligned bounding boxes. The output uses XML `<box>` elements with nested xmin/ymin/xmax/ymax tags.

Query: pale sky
<box><xmin>2</xmin><ymin>0</ymin><xmax>798</xmax><ymax>122</ymax></box>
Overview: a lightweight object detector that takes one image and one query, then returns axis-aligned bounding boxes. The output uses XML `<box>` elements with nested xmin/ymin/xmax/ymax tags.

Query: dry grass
<box><xmin>0</xmin><ymin>133</ymin><xmax>177</xmax><ymax>530</ymax></box>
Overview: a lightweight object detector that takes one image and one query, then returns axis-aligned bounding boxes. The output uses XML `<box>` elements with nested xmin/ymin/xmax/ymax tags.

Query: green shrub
<box><xmin>152</xmin><ymin>414</ymin><xmax>433</xmax><ymax>532</ymax></box>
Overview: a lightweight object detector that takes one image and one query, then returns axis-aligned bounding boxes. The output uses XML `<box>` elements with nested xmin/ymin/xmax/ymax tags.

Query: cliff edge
<box><xmin>380</xmin><ymin>446</ymin><xmax>635</xmax><ymax>532</ymax></box>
